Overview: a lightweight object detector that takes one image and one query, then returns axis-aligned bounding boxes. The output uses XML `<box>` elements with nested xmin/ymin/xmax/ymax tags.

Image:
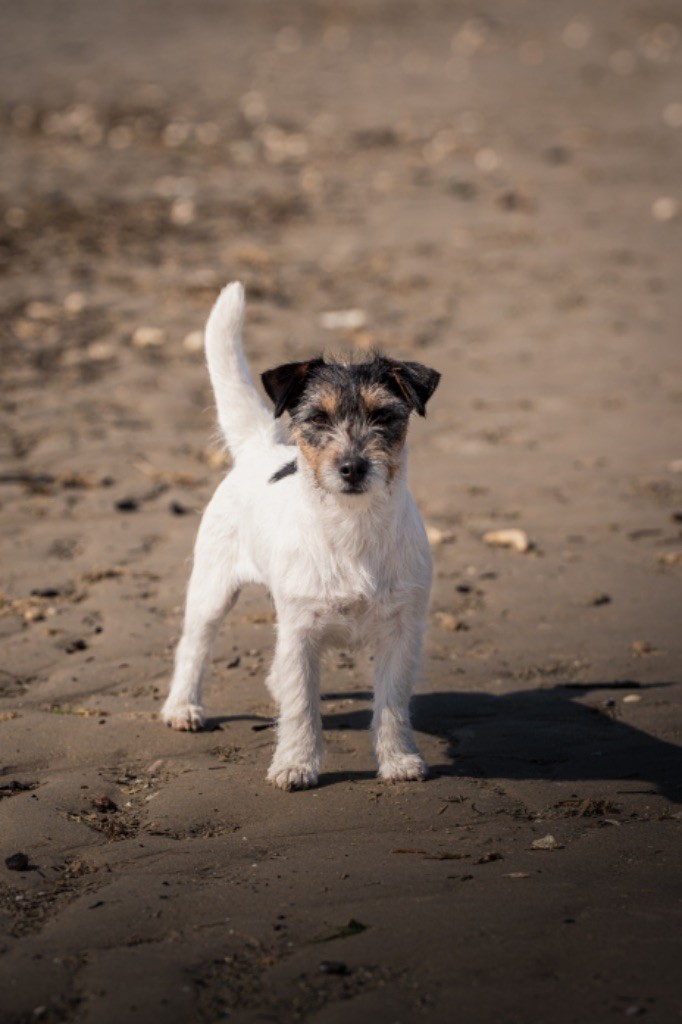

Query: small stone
<box><xmin>5</xmin><ymin>852</ymin><xmax>30</xmax><ymax>871</ymax></box>
<box><xmin>623</xmin><ymin>694</ymin><xmax>642</xmax><ymax>704</ymax></box>
<box><xmin>87</xmin><ymin>341</ymin><xmax>116</xmax><ymax>361</ymax></box>
<box><xmin>319</xmin><ymin>961</ymin><xmax>349</xmax><ymax>975</ymax></box>
<box><xmin>435</xmin><ymin>612</ymin><xmax>468</xmax><ymax>632</ymax></box>
<box><xmin>170</xmin><ymin>198</ymin><xmax>196</xmax><ymax>226</ymax></box>
<box><xmin>93</xmin><ymin>795</ymin><xmax>117</xmax><ymax>812</ymax></box>
<box><xmin>530</xmin><ymin>834</ymin><xmax>563</xmax><ymax>851</ymax></box>
<box><xmin>483</xmin><ymin>528</ymin><xmax>531</xmax><ymax>553</ymax></box>
<box><xmin>473</xmin><ymin>851</ymin><xmax>502</xmax><ymax>864</ymax></box>
<box><xmin>183</xmin><ymin>330</ymin><xmax>204</xmax><ymax>353</ymax></box>
<box><xmin>425</xmin><ymin>525</ymin><xmax>455</xmax><ymax>546</ymax></box>
<box><xmin>65</xmin><ymin>639</ymin><xmax>88</xmax><ymax>654</ymax></box>
<box><xmin>657</xmin><ymin>551</ymin><xmax>682</xmax><ymax>566</ymax></box>
<box><xmin>115</xmin><ymin>497</ymin><xmax>139</xmax><ymax>512</ymax></box>
<box><xmin>651</xmin><ymin>197</ymin><xmax>679</xmax><ymax>222</ymax></box>
<box><xmin>132</xmin><ymin>326</ymin><xmax>165</xmax><ymax>348</ymax></box>
<box><xmin>63</xmin><ymin>291</ymin><xmax>86</xmax><ymax>314</ymax></box>
<box><xmin>169</xmin><ymin>501</ymin><xmax>189</xmax><ymax>516</ymax></box>
<box><xmin>589</xmin><ymin>593</ymin><xmax>612</xmax><ymax>606</ymax></box>
<box><xmin>631</xmin><ymin>641</ymin><xmax>657</xmax><ymax>657</ymax></box>
<box><xmin>474</xmin><ymin>147</ymin><xmax>499</xmax><ymax>172</ymax></box>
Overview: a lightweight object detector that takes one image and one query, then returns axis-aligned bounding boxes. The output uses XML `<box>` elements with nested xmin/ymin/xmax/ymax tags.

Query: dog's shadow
<box><xmin>314</xmin><ymin>681</ymin><xmax>682</xmax><ymax>802</ymax></box>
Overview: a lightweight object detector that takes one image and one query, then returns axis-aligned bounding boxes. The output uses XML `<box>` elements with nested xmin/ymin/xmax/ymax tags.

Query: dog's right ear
<box><xmin>261</xmin><ymin>359</ymin><xmax>324</xmax><ymax>418</ymax></box>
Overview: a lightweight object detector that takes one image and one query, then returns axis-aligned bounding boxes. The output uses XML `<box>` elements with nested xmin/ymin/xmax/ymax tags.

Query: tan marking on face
<box><xmin>363</xmin><ymin>430</ymin><xmax>406</xmax><ymax>483</ymax></box>
<box><xmin>359</xmin><ymin>382</ymin><xmax>390</xmax><ymax>413</ymax></box>
<box><xmin>292</xmin><ymin>426</ymin><xmax>346</xmax><ymax>489</ymax></box>
<box><xmin>319</xmin><ymin>389</ymin><xmax>340</xmax><ymax>416</ymax></box>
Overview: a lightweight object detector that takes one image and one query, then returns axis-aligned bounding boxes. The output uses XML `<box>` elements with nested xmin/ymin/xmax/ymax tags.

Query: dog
<box><xmin>162</xmin><ymin>282</ymin><xmax>440</xmax><ymax>789</ymax></box>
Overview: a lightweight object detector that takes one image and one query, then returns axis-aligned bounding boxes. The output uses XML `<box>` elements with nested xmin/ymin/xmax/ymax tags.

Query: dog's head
<box><xmin>262</xmin><ymin>354</ymin><xmax>440</xmax><ymax>498</ymax></box>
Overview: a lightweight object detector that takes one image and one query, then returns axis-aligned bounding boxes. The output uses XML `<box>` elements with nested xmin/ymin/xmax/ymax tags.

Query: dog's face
<box><xmin>262</xmin><ymin>355</ymin><xmax>440</xmax><ymax>497</ymax></box>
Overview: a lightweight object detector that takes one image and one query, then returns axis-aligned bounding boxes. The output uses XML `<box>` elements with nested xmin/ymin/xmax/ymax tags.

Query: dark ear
<box><xmin>261</xmin><ymin>358</ymin><xmax>324</xmax><ymax>418</ymax></box>
<box><xmin>384</xmin><ymin>360</ymin><xmax>441</xmax><ymax>417</ymax></box>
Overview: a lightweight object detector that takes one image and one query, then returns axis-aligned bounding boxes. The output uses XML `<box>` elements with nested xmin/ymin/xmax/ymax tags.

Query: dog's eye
<box><xmin>307</xmin><ymin>411</ymin><xmax>331</xmax><ymax>427</ymax></box>
<box><xmin>370</xmin><ymin>409</ymin><xmax>400</xmax><ymax>426</ymax></box>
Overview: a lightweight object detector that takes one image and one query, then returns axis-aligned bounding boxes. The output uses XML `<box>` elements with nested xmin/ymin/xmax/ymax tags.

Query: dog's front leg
<box><xmin>266</xmin><ymin>619</ymin><xmax>321</xmax><ymax>791</ymax></box>
<box><xmin>162</xmin><ymin>504</ymin><xmax>240</xmax><ymax>732</ymax></box>
<box><xmin>372</xmin><ymin>608</ymin><xmax>427</xmax><ymax>782</ymax></box>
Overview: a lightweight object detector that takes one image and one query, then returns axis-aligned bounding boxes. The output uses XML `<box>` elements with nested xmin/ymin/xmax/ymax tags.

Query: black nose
<box><xmin>338</xmin><ymin>456</ymin><xmax>369</xmax><ymax>487</ymax></box>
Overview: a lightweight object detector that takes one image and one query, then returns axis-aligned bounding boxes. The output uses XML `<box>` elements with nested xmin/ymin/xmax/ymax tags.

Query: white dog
<box><xmin>162</xmin><ymin>283</ymin><xmax>440</xmax><ymax>789</ymax></box>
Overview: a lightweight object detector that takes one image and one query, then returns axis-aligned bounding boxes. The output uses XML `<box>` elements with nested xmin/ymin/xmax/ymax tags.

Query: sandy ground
<box><xmin>1</xmin><ymin>1</ymin><xmax>681</xmax><ymax>1021</ymax></box>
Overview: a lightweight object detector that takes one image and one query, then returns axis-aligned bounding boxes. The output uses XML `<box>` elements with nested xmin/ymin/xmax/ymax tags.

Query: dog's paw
<box><xmin>378</xmin><ymin>753</ymin><xmax>428</xmax><ymax>783</ymax></box>
<box><xmin>161</xmin><ymin>701</ymin><xmax>205</xmax><ymax>732</ymax></box>
<box><xmin>267</xmin><ymin>762</ymin><xmax>319</xmax><ymax>791</ymax></box>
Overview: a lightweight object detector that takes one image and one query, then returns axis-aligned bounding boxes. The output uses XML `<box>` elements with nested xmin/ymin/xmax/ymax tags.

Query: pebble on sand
<box><xmin>656</xmin><ymin>551</ymin><xmax>682</xmax><ymax>566</ymax></box>
<box><xmin>483</xmin><ymin>528</ymin><xmax>531</xmax><ymax>553</ymax></box>
<box><xmin>425</xmin><ymin>525</ymin><xmax>455</xmax><ymax>547</ymax></box>
<box><xmin>651</xmin><ymin>196</ymin><xmax>679</xmax><ymax>222</ymax></box>
<box><xmin>631</xmin><ymin>641</ymin><xmax>658</xmax><ymax>657</ymax></box>
<box><xmin>132</xmin><ymin>326</ymin><xmax>165</xmax><ymax>348</ymax></box>
<box><xmin>5</xmin><ymin>852</ymin><xmax>31</xmax><ymax>871</ymax></box>
<box><xmin>183</xmin><ymin>330</ymin><xmax>204</xmax><ymax>353</ymax></box>
<box><xmin>530</xmin><ymin>835</ymin><xmax>564</xmax><ymax>851</ymax></box>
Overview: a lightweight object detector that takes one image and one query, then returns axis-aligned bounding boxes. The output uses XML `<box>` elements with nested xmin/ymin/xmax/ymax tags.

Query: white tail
<box><xmin>204</xmin><ymin>282</ymin><xmax>284</xmax><ymax>456</ymax></box>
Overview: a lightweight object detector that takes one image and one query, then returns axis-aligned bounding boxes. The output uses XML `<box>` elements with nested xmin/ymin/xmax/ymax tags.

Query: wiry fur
<box><xmin>162</xmin><ymin>282</ymin><xmax>440</xmax><ymax>789</ymax></box>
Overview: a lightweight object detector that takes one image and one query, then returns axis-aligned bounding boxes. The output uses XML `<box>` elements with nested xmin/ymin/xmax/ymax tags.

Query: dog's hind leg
<box><xmin>162</xmin><ymin>497</ymin><xmax>241</xmax><ymax>731</ymax></box>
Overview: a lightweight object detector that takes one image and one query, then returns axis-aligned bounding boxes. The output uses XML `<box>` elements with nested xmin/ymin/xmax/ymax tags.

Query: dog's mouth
<box><xmin>340</xmin><ymin>484</ymin><xmax>368</xmax><ymax>495</ymax></box>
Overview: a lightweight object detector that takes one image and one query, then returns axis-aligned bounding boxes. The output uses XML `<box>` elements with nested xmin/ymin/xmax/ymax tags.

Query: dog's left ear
<box><xmin>261</xmin><ymin>359</ymin><xmax>324</xmax><ymax>418</ymax></box>
<box><xmin>384</xmin><ymin>360</ymin><xmax>441</xmax><ymax>417</ymax></box>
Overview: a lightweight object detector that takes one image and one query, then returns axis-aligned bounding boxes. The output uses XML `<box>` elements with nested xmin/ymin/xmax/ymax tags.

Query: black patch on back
<box><xmin>269</xmin><ymin>460</ymin><xmax>298</xmax><ymax>483</ymax></box>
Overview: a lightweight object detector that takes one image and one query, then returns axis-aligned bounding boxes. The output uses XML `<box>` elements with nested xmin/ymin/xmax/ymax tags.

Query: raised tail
<box><xmin>204</xmin><ymin>282</ymin><xmax>283</xmax><ymax>457</ymax></box>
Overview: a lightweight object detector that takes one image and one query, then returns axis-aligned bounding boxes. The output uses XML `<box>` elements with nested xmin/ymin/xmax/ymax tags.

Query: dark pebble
<box><xmin>65</xmin><ymin>639</ymin><xmax>88</xmax><ymax>653</ymax></box>
<box><xmin>31</xmin><ymin>587</ymin><xmax>60</xmax><ymax>598</ymax></box>
<box><xmin>115</xmin><ymin>498</ymin><xmax>139</xmax><ymax>512</ymax></box>
<box><xmin>169</xmin><ymin>500</ymin><xmax>189</xmax><ymax>515</ymax></box>
<box><xmin>456</xmin><ymin>584</ymin><xmax>472</xmax><ymax>593</ymax></box>
<box><xmin>590</xmin><ymin>593</ymin><xmax>612</xmax><ymax>606</ymax></box>
<box><xmin>319</xmin><ymin>961</ymin><xmax>349</xmax><ymax>976</ymax></box>
<box><xmin>0</xmin><ymin>780</ymin><xmax>34</xmax><ymax>795</ymax></box>
<box><xmin>93</xmin><ymin>795</ymin><xmax>117</xmax><ymax>812</ymax></box>
<box><xmin>5</xmin><ymin>852</ymin><xmax>30</xmax><ymax>871</ymax></box>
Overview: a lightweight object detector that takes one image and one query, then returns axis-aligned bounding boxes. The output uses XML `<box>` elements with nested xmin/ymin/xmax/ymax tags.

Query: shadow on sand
<box><xmin>314</xmin><ymin>682</ymin><xmax>682</xmax><ymax>802</ymax></box>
